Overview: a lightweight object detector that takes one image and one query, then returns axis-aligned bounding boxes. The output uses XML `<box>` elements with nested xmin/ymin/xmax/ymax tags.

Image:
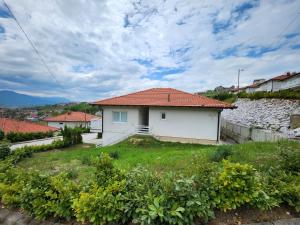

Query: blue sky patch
<box><xmin>213</xmin><ymin>45</ymin><xmax>240</xmax><ymax>59</ymax></box>
<box><xmin>285</xmin><ymin>32</ymin><xmax>300</xmax><ymax>39</ymax></box>
<box><xmin>213</xmin><ymin>0</ymin><xmax>259</xmax><ymax>34</ymax></box>
<box><xmin>0</xmin><ymin>25</ymin><xmax>5</xmax><ymax>33</ymax></box>
<box><xmin>148</xmin><ymin>66</ymin><xmax>186</xmax><ymax>80</ymax></box>
<box><xmin>291</xmin><ymin>44</ymin><xmax>300</xmax><ymax>50</ymax></box>
<box><xmin>72</xmin><ymin>64</ymin><xmax>94</xmax><ymax>73</ymax></box>
<box><xmin>246</xmin><ymin>46</ymin><xmax>279</xmax><ymax>57</ymax></box>
<box><xmin>134</xmin><ymin>58</ymin><xmax>153</xmax><ymax>67</ymax></box>
<box><xmin>0</xmin><ymin>6</ymin><xmax>13</xmax><ymax>18</ymax></box>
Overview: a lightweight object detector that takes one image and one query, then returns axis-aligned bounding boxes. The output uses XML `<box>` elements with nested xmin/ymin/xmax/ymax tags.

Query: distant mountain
<box><xmin>0</xmin><ymin>90</ymin><xmax>70</xmax><ymax>108</ymax></box>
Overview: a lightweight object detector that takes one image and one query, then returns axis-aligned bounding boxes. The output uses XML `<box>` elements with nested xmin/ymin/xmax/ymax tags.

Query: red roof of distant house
<box><xmin>92</xmin><ymin>88</ymin><xmax>236</xmax><ymax>109</ymax></box>
<box><xmin>0</xmin><ymin>118</ymin><xmax>58</xmax><ymax>134</ymax></box>
<box><xmin>44</xmin><ymin>111</ymin><xmax>99</xmax><ymax>122</ymax></box>
<box><xmin>270</xmin><ymin>72</ymin><xmax>299</xmax><ymax>81</ymax></box>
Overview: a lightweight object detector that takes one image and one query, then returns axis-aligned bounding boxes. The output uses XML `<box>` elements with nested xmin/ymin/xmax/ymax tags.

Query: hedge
<box><xmin>237</xmin><ymin>89</ymin><xmax>300</xmax><ymax>100</ymax></box>
<box><xmin>0</xmin><ymin>144</ymin><xmax>299</xmax><ymax>224</ymax></box>
<box><xmin>5</xmin><ymin>131</ymin><xmax>54</xmax><ymax>143</ymax></box>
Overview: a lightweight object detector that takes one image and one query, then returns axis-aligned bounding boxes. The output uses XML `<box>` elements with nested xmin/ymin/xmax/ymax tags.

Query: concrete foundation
<box><xmin>155</xmin><ymin>135</ymin><xmax>218</xmax><ymax>145</ymax></box>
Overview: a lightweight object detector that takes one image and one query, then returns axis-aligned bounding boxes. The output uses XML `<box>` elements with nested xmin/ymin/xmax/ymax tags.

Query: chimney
<box><xmin>168</xmin><ymin>94</ymin><xmax>170</xmax><ymax>102</ymax></box>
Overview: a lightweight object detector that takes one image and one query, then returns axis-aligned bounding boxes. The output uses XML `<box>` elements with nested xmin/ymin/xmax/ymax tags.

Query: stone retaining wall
<box><xmin>221</xmin><ymin>119</ymin><xmax>287</xmax><ymax>143</ymax></box>
<box><xmin>222</xmin><ymin>98</ymin><xmax>299</xmax><ymax>137</ymax></box>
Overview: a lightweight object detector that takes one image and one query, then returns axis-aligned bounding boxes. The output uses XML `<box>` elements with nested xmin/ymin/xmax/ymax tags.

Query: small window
<box><xmin>161</xmin><ymin>112</ymin><xmax>166</xmax><ymax>120</ymax></box>
<box><xmin>112</xmin><ymin>111</ymin><xmax>128</xmax><ymax>123</ymax></box>
<box><xmin>59</xmin><ymin>122</ymin><xmax>63</xmax><ymax>125</ymax></box>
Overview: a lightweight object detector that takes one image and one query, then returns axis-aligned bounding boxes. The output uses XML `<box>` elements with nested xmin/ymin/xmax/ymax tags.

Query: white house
<box><xmin>245</xmin><ymin>72</ymin><xmax>300</xmax><ymax>93</ymax></box>
<box><xmin>92</xmin><ymin>88</ymin><xmax>235</xmax><ymax>146</ymax></box>
<box><xmin>44</xmin><ymin>111</ymin><xmax>101</xmax><ymax>131</ymax></box>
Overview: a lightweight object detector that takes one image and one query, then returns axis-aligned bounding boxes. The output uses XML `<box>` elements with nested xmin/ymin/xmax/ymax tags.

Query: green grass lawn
<box><xmin>17</xmin><ymin>135</ymin><xmax>300</xmax><ymax>181</ymax></box>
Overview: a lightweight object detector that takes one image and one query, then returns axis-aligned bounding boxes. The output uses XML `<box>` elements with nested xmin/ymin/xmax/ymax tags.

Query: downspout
<box><xmin>101</xmin><ymin>108</ymin><xmax>104</xmax><ymax>135</ymax></box>
<box><xmin>217</xmin><ymin>110</ymin><xmax>222</xmax><ymax>143</ymax></box>
<box><xmin>271</xmin><ymin>80</ymin><xmax>273</xmax><ymax>92</ymax></box>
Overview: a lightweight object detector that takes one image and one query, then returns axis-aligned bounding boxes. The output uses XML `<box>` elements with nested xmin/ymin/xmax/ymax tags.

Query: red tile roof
<box><xmin>44</xmin><ymin>111</ymin><xmax>99</xmax><ymax>122</ymax></box>
<box><xmin>0</xmin><ymin>118</ymin><xmax>58</xmax><ymax>134</ymax></box>
<box><xmin>93</xmin><ymin>88</ymin><xmax>236</xmax><ymax>109</ymax></box>
<box><xmin>270</xmin><ymin>73</ymin><xmax>299</xmax><ymax>81</ymax></box>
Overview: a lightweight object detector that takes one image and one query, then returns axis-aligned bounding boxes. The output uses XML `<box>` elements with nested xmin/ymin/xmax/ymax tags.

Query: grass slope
<box><xmin>18</xmin><ymin>136</ymin><xmax>300</xmax><ymax>181</ymax></box>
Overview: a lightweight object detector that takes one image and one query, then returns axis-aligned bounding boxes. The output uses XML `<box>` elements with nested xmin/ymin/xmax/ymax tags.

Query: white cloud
<box><xmin>0</xmin><ymin>0</ymin><xmax>299</xmax><ymax>101</ymax></box>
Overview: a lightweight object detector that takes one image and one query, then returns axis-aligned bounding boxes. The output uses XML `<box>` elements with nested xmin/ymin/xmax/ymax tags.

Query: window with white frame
<box><xmin>112</xmin><ymin>111</ymin><xmax>128</xmax><ymax>122</ymax></box>
<box><xmin>161</xmin><ymin>112</ymin><xmax>166</xmax><ymax>120</ymax></box>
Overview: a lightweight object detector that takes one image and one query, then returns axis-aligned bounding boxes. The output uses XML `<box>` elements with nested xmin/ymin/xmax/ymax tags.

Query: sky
<box><xmin>0</xmin><ymin>0</ymin><xmax>299</xmax><ymax>101</ymax></box>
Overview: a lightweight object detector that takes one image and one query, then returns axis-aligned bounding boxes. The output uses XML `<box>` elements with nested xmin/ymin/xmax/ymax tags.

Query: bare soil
<box><xmin>208</xmin><ymin>205</ymin><xmax>300</xmax><ymax>225</ymax></box>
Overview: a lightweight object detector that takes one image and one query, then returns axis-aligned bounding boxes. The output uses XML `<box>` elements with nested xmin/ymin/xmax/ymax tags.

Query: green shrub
<box><xmin>66</xmin><ymin>168</ymin><xmax>79</xmax><ymax>179</ymax></box>
<box><xmin>61</xmin><ymin>126</ymin><xmax>82</xmax><ymax>147</ymax></box>
<box><xmin>210</xmin><ymin>145</ymin><xmax>233</xmax><ymax>162</ymax></box>
<box><xmin>279</xmin><ymin>146</ymin><xmax>300</xmax><ymax>173</ymax></box>
<box><xmin>0</xmin><ymin>168</ymin><xmax>26</xmax><ymax>207</ymax></box>
<box><xmin>5</xmin><ymin>131</ymin><xmax>54</xmax><ymax>143</ymax></box>
<box><xmin>81</xmin><ymin>155</ymin><xmax>92</xmax><ymax>166</ymax></box>
<box><xmin>0</xmin><ymin>129</ymin><xmax>4</xmax><ymax>141</ymax></box>
<box><xmin>260</xmin><ymin>167</ymin><xmax>300</xmax><ymax>212</ymax></box>
<box><xmin>109</xmin><ymin>151</ymin><xmax>119</xmax><ymax>159</ymax></box>
<box><xmin>283</xmin><ymin>175</ymin><xmax>300</xmax><ymax>212</ymax></box>
<box><xmin>237</xmin><ymin>90</ymin><xmax>300</xmax><ymax>100</ymax></box>
<box><xmin>123</xmin><ymin>168</ymin><xmax>214</xmax><ymax>225</ymax></box>
<box><xmin>20</xmin><ymin>172</ymin><xmax>79</xmax><ymax>219</ymax></box>
<box><xmin>211</xmin><ymin>160</ymin><xmax>270</xmax><ymax>211</ymax></box>
<box><xmin>0</xmin><ymin>142</ymin><xmax>11</xmax><ymax>160</ymax></box>
<box><xmin>93</xmin><ymin>153</ymin><xmax>123</xmax><ymax>187</ymax></box>
<box><xmin>73</xmin><ymin>181</ymin><xmax>126</xmax><ymax>225</ymax></box>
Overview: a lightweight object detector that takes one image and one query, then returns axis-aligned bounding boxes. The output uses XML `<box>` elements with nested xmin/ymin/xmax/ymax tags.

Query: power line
<box><xmin>2</xmin><ymin>0</ymin><xmax>64</xmax><ymax>89</ymax></box>
<box><xmin>269</xmin><ymin>12</ymin><xmax>300</xmax><ymax>48</ymax></box>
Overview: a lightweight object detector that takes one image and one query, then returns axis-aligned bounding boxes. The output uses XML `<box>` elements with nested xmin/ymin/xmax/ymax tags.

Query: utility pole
<box><xmin>237</xmin><ymin>68</ymin><xmax>244</xmax><ymax>91</ymax></box>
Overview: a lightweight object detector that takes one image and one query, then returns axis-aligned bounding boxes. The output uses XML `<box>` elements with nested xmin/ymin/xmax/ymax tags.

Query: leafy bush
<box><xmin>5</xmin><ymin>140</ymin><xmax>65</xmax><ymax>165</ymax></box>
<box><xmin>61</xmin><ymin>126</ymin><xmax>82</xmax><ymax>147</ymax></box>
<box><xmin>73</xmin><ymin>181</ymin><xmax>126</xmax><ymax>225</ymax></box>
<box><xmin>123</xmin><ymin>167</ymin><xmax>214</xmax><ymax>225</ymax></box>
<box><xmin>81</xmin><ymin>155</ymin><xmax>92</xmax><ymax>166</ymax></box>
<box><xmin>109</xmin><ymin>151</ymin><xmax>119</xmax><ymax>159</ymax></box>
<box><xmin>0</xmin><ymin>138</ymin><xmax>299</xmax><ymax>224</ymax></box>
<box><xmin>259</xmin><ymin>166</ymin><xmax>300</xmax><ymax>212</ymax></box>
<box><xmin>20</xmin><ymin>172</ymin><xmax>79</xmax><ymax>219</ymax></box>
<box><xmin>5</xmin><ymin>131</ymin><xmax>54</xmax><ymax>143</ymax></box>
<box><xmin>279</xmin><ymin>146</ymin><xmax>300</xmax><ymax>173</ymax></box>
<box><xmin>210</xmin><ymin>145</ymin><xmax>233</xmax><ymax>162</ymax></box>
<box><xmin>93</xmin><ymin>153</ymin><xmax>124</xmax><ymax>187</ymax></box>
<box><xmin>237</xmin><ymin>90</ymin><xmax>300</xmax><ymax>100</ymax></box>
<box><xmin>0</xmin><ymin>142</ymin><xmax>11</xmax><ymax>160</ymax></box>
<box><xmin>211</xmin><ymin>160</ymin><xmax>270</xmax><ymax>211</ymax></box>
<box><xmin>0</xmin><ymin>129</ymin><xmax>4</xmax><ymax>141</ymax></box>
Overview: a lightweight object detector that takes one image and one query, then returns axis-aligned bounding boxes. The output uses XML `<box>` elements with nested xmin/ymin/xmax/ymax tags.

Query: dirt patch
<box><xmin>208</xmin><ymin>205</ymin><xmax>300</xmax><ymax>225</ymax></box>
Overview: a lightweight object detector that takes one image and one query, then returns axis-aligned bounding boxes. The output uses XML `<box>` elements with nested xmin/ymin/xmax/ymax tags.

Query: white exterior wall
<box><xmin>245</xmin><ymin>87</ymin><xmax>256</xmax><ymax>93</ymax></box>
<box><xmin>255</xmin><ymin>81</ymin><xmax>273</xmax><ymax>92</ymax></box>
<box><xmin>47</xmin><ymin>121</ymin><xmax>90</xmax><ymax>129</ymax></box>
<box><xmin>149</xmin><ymin>107</ymin><xmax>220</xmax><ymax>141</ymax></box>
<box><xmin>277</xmin><ymin>75</ymin><xmax>300</xmax><ymax>91</ymax></box>
<box><xmin>102</xmin><ymin>106</ymin><xmax>139</xmax><ymax>146</ymax></box>
<box><xmin>90</xmin><ymin>118</ymin><xmax>102</xmax><ymax>132</ymax></box>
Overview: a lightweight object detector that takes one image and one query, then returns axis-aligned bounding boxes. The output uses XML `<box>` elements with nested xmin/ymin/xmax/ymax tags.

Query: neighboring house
<box><xmin>92</xmin><ymin>88</ymin><xmax>235</xmax><ymax>146</ymax></box>
<box><xmin>0</xmin><ymin>118</ymin><xmax>58</xmax><ymax>134</ymax></box>
<box><xmin>44</xmin><ymin>111</ymin><xmax>101</xmax><ymax>130</ymax></box>
<box><xmin>245</xmin><ymin>72</ymin><xmax>300</xmax><ymax>93</ymax></box>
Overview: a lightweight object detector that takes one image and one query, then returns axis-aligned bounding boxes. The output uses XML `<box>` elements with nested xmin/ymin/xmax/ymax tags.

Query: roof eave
<box><xmin>92</xmin><ymin>103</ymin><xmax>236</xmax><ymax>109</ymax></box>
